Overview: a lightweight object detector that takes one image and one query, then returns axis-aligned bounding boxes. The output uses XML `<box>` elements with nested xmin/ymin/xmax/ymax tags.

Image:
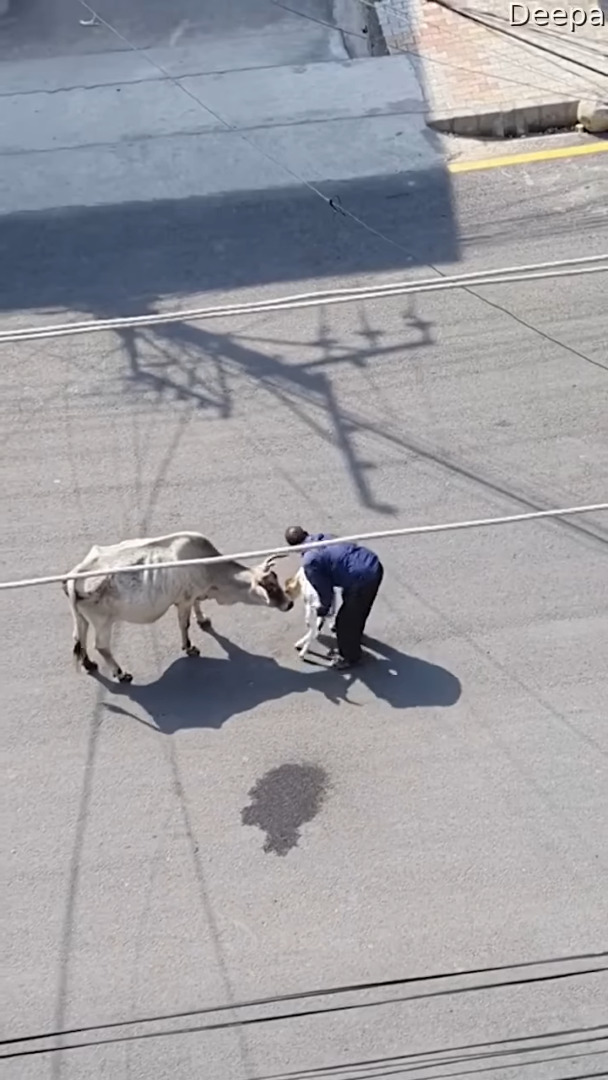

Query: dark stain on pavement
<box><xmin>241</xmin><ymin>763</ymin><xmax>329</xmax><ymax>856</ymax></box>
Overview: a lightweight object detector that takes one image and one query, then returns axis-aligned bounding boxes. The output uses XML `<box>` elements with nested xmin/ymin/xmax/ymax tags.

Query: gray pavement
<box><xmin>0</xmin><ymin>0</ymin><xmax>346</xmax><ymax>61</ymax></box>
<box><xmin>0</xmin><ymin>46</ymin><xmax>435</xmax><ymax>216</ymax></box>
<box><xmin>2</xmin><ymin>152</ymin><xmax>607</xmax><ymax>1078</ymax></box>
<box><xmin>1</xmin><ymin>10</ymin><xmax>608</xmax><ymax>1080</ymax></box>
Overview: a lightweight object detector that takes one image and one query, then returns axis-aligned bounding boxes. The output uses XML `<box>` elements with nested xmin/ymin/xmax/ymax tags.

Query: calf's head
<box><xmin>251</xmin><ymin>555</ymin><xmax>293</xmax><ymax>611</ymax></box>
<box><xmin>283</xmin><ymin>573</ymin><xmax>303</xmax><ymax>602</ymax></box>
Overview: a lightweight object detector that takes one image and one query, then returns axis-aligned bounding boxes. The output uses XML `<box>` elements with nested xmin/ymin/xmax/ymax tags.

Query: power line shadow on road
<box><xmin>118</xmin><ymin>302</ymin><xmax>433</xmax><ymax>518</ymax></box>
<box><xmin>82</xmin><ymin>291</ymin><xmax>608</xmax><ymax>550</ymax></box>
<box><xmin>124</xmin><ymin>312</ymin><xmax>608</xmax><ymax>549</ymax></box>
<box><xmin>94</xmin><ymin>627</ymin><xmax>461</xmax><ymax>733</ymax></box>
<box><xmin>0</xmin><ymin>171</ymin><xmax>449</xmax><ymax>521</ymax></box>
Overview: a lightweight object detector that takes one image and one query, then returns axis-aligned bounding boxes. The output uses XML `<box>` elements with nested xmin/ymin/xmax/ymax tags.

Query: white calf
<box><xmin>284</xmin><ymin>566</ymin><xmax>339</xmax><ymax>659</ymax></box>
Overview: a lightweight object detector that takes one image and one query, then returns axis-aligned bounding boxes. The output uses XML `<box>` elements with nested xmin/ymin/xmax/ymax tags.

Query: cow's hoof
<box><xmin>185</xmin><ymin>645</ymin><xmax>200</xmax><ymax>657</ymax></box>
<box><xmin>197</xmin><ymin>616</ymin><xmax>212</xmax><ymax>631</ymax></box>
<box><xmin>117</xmin><ymin>670</ymin><xmax>133</xmax><ymax>683</ymax></box>
<box><xmin>83</xmin><ymin>657</ymin><xmax>98</xmax><ymax>673</ymax></box>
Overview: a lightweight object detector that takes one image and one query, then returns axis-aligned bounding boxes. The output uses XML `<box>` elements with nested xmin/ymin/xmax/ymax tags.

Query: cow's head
<box><xmin>251</xmin><ymin>554</ymin><xmax>293</xmax><ymax>611</ymax></box>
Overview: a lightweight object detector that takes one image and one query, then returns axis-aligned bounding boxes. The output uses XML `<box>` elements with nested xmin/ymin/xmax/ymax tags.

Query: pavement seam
<box><xmin>0</xmin><ymin>108</ymin><xmax>428</xmax><ymax>159</ymax></box>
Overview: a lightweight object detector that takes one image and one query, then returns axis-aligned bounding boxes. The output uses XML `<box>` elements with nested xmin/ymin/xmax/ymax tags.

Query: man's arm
<box><xmin>303</xmin><ymin>556</ymin><xmax>334</xmax><ymax>618</ymax></box>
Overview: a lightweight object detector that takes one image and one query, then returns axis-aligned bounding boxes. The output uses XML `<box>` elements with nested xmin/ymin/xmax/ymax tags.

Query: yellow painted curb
<box><xmin>449</xmin><ymin>140</ymin><xmax>608</xmax><ymax>173</ymax></box>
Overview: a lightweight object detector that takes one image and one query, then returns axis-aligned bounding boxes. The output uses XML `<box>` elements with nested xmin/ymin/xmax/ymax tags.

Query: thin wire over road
<box><xmin>0</xmin><ymin>256</ymin><xmax>606</xmax><ymax>344</ymax></box>
<box><xmin>2</xmin><ymin>950</ymin><xmax>606</xmax><ymax>1059</ymax></box>
<box><xmin>0</xmin><ymin>503</ymin><xmax>606</xmax><ymax>593</ymax></box>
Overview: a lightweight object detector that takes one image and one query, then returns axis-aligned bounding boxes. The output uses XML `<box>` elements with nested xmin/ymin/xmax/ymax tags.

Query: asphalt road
<box><xmin>1</xmin><ymin>47</ymin><xmax>608</xmax><ymax>1080</ymax></box>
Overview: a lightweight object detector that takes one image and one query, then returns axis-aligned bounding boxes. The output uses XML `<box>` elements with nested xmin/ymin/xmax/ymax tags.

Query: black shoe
<box><xmin>330</xmin><ymin>655</ymin><xmax>360</xmax><ymax>671</ymax></box>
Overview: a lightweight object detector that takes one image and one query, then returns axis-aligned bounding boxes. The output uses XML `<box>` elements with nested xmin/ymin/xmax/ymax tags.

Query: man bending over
<box><xmin>284</xmin><ymin>525</ymin><xmax>384</xmax><ymax>670</ymax></box>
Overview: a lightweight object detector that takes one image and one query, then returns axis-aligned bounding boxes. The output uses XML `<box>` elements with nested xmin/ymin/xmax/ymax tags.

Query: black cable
<box><xmin>268</xmin><ymin>1</ymin><xmax>607</xmax><ymax>378</ymax></box>
<box><xmin>3</xmin><ymin>950</ymin><xmax>605</xmax><ymax>1047</ymax></box>
<box><xmin>254</xmin><ymin>1027</ymin><xmax>608</xmax><ymax>1080</ymax></box>
<box><xmin>270</xmin><ymin>0</ymin><xmax>584</xmax><ymax>102</ymax></box>
<box><xmin>72</xmin><ymin>0</ymin><xmax>606</xmax><ymax>386</ymax></box>
<box><xmin>12</xmin><ymin>10</ymin><xmax>603</xmax><ymax>1070</ymax></box>
<box><xmin>266</xmin><ymin>1051</ymin><xmax>608</xmax><ymax>1080</ymax></box>
<box><xmin>429</xmin><ymin>0</ymin><xmax>608</xmax><ymax>78</ymax></box>
<box><xmin>461</xmin><ymin>284</ymin><xmax>608</xmax><ymax>373</ymax></box>
<box><xmin>2</xmin><ymin>964</ymin><xmax>606</xmax><ymax>1059</ymax></box>
<box><xmin>462</xmin><ymin>5</ymin><xmax>608</xmax><ymax>60</ymax></box>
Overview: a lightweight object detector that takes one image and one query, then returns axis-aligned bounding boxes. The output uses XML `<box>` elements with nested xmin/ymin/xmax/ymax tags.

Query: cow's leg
<box><xmin>92</xmin><ymin>616</ymin><xmax>132</xmax><ymax>683</ymax></box>
<box><xmin>177</xmin><ymin>602</ymin><xmax>200</xmax><ymax>657</ymax></box>
<box><xmin>193</xmin><ymin>599</ymin><xmax>212</xmax><ymax>631</ymax></box>
<box><xmin>72</xmin><ymin>608</ymin><xmax>98</xmax><ymax>673</ymax></box>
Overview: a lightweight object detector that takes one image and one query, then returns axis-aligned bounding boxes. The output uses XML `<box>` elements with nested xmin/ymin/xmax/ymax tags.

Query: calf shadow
<box><xmin>95</xmin><ymin>628</ymin><xmax>461</xmax><ymax>733</ymax></box>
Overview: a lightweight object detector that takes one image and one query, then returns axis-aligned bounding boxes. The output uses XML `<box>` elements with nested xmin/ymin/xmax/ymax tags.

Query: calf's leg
<box><xmin>294</xmin><ymin>602</ymin><xmax>317</xmax><ymax>657</ymax></box>
<box><xmin>294</xmin><ymin>626</ymin><xmax>314</xmax><ymax>653</ymax></box>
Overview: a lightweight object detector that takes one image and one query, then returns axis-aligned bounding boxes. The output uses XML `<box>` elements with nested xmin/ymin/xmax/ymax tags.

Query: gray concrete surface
<box><xmin>0</xmin><ymin>47</ymin><xmax>435</xmax><ymax>215</ymax></box>
<box><xmin>0</xmin><ymin>0</ymin><xmax>348</xmax><ymax>62</ymax></box>
<box><xmin>1</xmin><ymin>141</ymin><xmax>607</xmax><ymax>1080</ymax></box>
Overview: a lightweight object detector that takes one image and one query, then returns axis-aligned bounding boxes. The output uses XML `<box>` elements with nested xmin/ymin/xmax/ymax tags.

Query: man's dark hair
<box><xmin>285</xmin><ymin>525</ymin><xmax>308</xmax><ymax>547</ymax></box>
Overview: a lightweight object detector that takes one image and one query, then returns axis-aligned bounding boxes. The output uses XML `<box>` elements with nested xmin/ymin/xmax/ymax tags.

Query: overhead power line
<box><xmin>2</xmin><ymin>954</ymin><xmax>606</xmax><ymax>1059</ymax></box>
<box><xmin>65</xmin><ymin>0</ymin><xmax>606</xmax><ymax>387</ymax></box>
<box><xmin>1</xmin><ymin>256</ymin><xmax>606</xmax><ymax>344</ymax></box>
<box><xmin>426</xmin><ymin>0</ymin><xmax>608</xmax><ymax>80</ymax></box>
<box><xmin>272</xmin><ymin>0</ymin><xmax>599</xmax><ymax>103</ymax></box>
<box><xmin>4</xmin><ymin>950</ymin><xmax>605</xmax><ymax>1046</ymax></box>
<box><xmin>3</xmin><ymin>971</ymin><xmax>606</xmax><ymax>1059</ymax></box>
<box><xmin>64</xmin><ymin>0</ymin><xmax>607</xmax><ymax>395</ymax></box>
<box><xmin>0</xmin><ymin>503</ymin><xmax>606</xmax><ymax>594</ymax></box>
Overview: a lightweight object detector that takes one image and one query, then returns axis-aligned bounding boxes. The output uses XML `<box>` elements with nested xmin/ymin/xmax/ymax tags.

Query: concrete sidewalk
<box><xmin>375</xmin><ymin>0</ymin><xmax>608</xmax><ymax>136</ymax></box>
<box><xmin>0</xmin><ymin>46</ymin><xmax>441</xmax><ymax>215</ymax></box>
<box><xmin>0</xmin><ymin>0</ymin><xmax>346</xmax><ymax>62</ymax></box>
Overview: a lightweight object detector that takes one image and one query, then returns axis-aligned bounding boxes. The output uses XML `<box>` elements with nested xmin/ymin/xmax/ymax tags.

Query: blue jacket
<box><xmin>301</xmin><ymin>532</ymin><xmax>381</xmax><ymax>616</ymax></box>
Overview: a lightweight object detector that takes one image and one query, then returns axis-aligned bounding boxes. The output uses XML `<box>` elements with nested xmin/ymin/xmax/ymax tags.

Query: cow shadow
<box><xmin>95</xmin><ymin>628</ymin><xmax>461</xmax><ymax>733</ymax></box>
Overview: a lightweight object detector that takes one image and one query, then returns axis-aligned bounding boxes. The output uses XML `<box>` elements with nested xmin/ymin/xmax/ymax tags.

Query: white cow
<box><xmin>284</xmin><ymin>565</ymin><xmax>339</xmax><ymax>659</ymax></box>
<box><xmin>63</xmin><ymin>532</ymin><xmax>292</xmax><ymax>682</ymax></box>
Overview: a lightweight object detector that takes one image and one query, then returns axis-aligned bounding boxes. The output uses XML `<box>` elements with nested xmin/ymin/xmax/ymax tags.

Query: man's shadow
<box><xmin>94</xmin><ymin>627</ymin><xmax>461</xmax><ymax>734</ymax></box>
<box><xmin>345</xmin><ymin>634</ymin><xmax>462</xmax><ymax>709</ymax></box>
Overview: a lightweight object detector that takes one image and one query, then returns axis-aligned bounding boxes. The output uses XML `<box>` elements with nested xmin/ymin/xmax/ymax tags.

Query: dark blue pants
<box><xmin>335</xmin><ymin>564</ymin><xmax>384</xmax><ymax>663</ymax></box>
